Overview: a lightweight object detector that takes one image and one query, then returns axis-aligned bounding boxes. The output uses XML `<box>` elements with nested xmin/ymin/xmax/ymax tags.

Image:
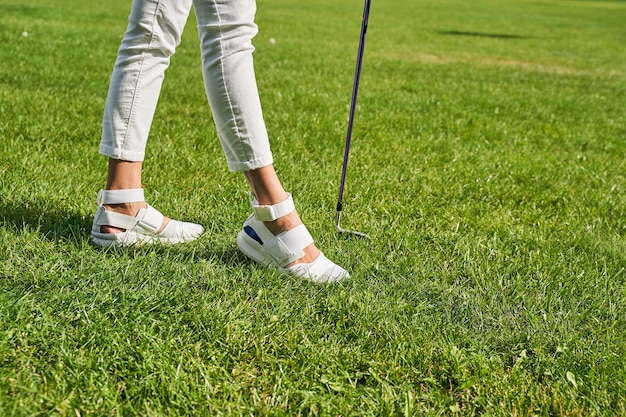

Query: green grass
<box><xmin>1</xmin><ymin>0</ymin><xmax>626</xmax><ymax>415</ymax></box>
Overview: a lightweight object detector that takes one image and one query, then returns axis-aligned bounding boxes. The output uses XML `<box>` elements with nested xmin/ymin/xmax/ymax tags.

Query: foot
<box><xmin>260</xmin><ymin>209</ymin><xmax>321</xmax><ymax>267</ymax></box>
<box><xmin>100</xmin><ymin>202</ymin><xmax>170</xmax><ymax>234</ymax></box>
<box><xmin>237</xmin><ymin>193</ymin><xmax>349</xmax><ymax>283</ymax></box>
<box><xmin>91</xmin><ymin>189</ymin><xmax>204</xmax><ymax>247</ymax></box>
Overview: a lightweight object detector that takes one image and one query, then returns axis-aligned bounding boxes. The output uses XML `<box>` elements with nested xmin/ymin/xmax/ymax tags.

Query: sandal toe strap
<box><xmin>136</xmin><ymin>205</ymin><xmax>164</xmax><ymax>234</ymax></box>
<box><xmin>264</xmin><ymin>224</ymin><xmax>314</xmax><ymax>266</ymax></box>
<box><xmin>287</xmin><ymin>253</ymin><xmax>349</xmax><ymax>283</ymax></box>
<box><xmin>94</xmin><ymin>209</ymin><xmax>139</xmax><ymax>230</ymax></box>
<box><xmin>93</xmin><ymin>205</ymin><xmax>164</xmax><ymax>235</ymax></box>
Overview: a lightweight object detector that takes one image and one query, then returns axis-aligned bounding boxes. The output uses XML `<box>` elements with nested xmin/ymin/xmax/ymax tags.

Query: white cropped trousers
<box><xmin>99</xmin><ymin>0</ymin><xmax>273</xmax><ymax>172</ymax></box>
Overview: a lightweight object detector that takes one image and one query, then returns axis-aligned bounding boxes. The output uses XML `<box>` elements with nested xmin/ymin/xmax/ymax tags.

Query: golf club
<box><xmin>336</xmin><ymin>0</ymin><xmax>372</xmax><ymax>238</ymax></box>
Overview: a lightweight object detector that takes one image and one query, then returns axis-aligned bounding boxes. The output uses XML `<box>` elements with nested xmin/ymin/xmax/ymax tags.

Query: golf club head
<box><xmin>335</xmin><ymin>211</ymin><xmax>369</xmax><ymax>238</ymax></box>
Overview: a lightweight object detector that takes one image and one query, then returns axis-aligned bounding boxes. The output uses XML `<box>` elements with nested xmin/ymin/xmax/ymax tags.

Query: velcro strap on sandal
<box><xmin>264</xmin><ymin>224</ymin><xmax>314</xmax><ymax>266</ymax></box>
<box><xmin>94</xmin><ymin>205</ymin><xmax>163</xmax><ymax>235</ymax></box>
<box><xmin>135</xmin><ymin>205</ymin><xmax>164</xmax><ymax>234</ymax></box>
<box><xmin>94</xmin><ymin>209</ymin><xmax>141</xmax><ymax>230</ymax></box>
<box><xmin>251</xmin><ymin>193</ymin><xmax>295</xmax><ymax>222</ymax></box>
<box><xmin>97</xmin><ymin>188</ymin><xmax>145</xmax><ymax>205</ymax></box>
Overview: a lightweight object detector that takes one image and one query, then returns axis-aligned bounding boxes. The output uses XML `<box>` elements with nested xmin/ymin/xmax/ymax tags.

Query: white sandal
<box><xmin>236</xmin><ymin>193</ymin><xmax>349</xmax><ymax>283</ymax></box>
<box><xmin>91</xmin><ymin>188</ymin><xmax>205</xmax><ymax>247</ymax></box>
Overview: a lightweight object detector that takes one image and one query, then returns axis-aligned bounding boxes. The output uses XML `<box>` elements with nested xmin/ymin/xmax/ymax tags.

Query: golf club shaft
<box><xmin>337</xmin><ymin>0</ymin><xmax>372</xmax><ymax>215</ymax></box>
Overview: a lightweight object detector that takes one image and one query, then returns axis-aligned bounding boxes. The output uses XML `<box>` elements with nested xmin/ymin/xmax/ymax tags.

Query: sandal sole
<box><xmin>91</xmin><ymin>232</ymin><xmax>193</xmax><ymax>247</ymax></box>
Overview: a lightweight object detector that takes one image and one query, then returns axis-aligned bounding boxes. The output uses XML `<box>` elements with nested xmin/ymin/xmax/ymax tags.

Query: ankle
<box><xmin>103</xmin><ymin>201</ymin><xmax>147</xmax><ymax>217</ymax></box>
<box><xmin>262</xmin><ymin>210</ymin><xmax>302</xmax><ymax>235</ymax></box>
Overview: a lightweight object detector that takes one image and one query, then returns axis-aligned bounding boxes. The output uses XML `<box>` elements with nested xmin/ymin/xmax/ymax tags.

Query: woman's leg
<box><xmin>193</xmin><ymin>0</ymin><xmax>272</xmax><ymax>172</ymax></box>
<box><xmin>100</xmin><ymin>159</ymin><xmax>170</xmax><ymax>234</ymax></box>
<box><xmin>243</xmin><ymin>166</ymin><xmax>320</xmax><ymax>265</ymax></box>
<box><xmin>94</xmin><ymin>0</ymin><xmax>203</xmax><ymax>243</ymax></box>
<box><xmin>194</xmin><ymin>0</ymin><xmax>346</xmax><ymax>278</ymax></box>
<box><xmin>101</xmin><ymin>0</ymin><xmax>193</xmax><ymax>162</ymax></box>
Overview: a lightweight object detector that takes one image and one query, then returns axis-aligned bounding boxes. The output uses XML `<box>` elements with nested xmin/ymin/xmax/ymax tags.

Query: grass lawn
<box><xmin>1</xmin><ymin>0</ymin><xmax>626</xmax><ymax>415</ymax></box>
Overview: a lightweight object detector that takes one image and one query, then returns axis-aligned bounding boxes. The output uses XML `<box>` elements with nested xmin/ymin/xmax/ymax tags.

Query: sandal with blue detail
<box><xmin>236</xmin><ymin>193</ymin><xmax>349</xmax><ymax>283</ymax></box>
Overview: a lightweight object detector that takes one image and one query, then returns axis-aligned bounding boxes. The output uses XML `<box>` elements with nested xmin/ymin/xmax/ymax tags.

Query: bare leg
<box><xmin>243</xmin><ymin>165</ymin><xmax>320</xmax><ymax>266</ymax></box>
<box><xmin>100</xmin><ymin>158</ymin><xmax>169</xmax><ymax>234</ymax></box>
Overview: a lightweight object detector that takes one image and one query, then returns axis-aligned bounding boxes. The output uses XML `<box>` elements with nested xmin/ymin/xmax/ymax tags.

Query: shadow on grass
<box><xmin>0</xmin><ymin>201</ymin><xmax>91</xmax><ymax>244</ymax></box>
<box><xmin>0</xmin><ymin>200</ymin><xmax>250</xmax><ymax>267</ymax></box>
<box><xmin>97</xmin><ymin>241</ymin><xmax>251</xmax><ymax>269</ymax></box>
<box><xmin>436</xmin><ymin>30</ymin><xmax>529</xmax><ymax>39</ymax></box>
